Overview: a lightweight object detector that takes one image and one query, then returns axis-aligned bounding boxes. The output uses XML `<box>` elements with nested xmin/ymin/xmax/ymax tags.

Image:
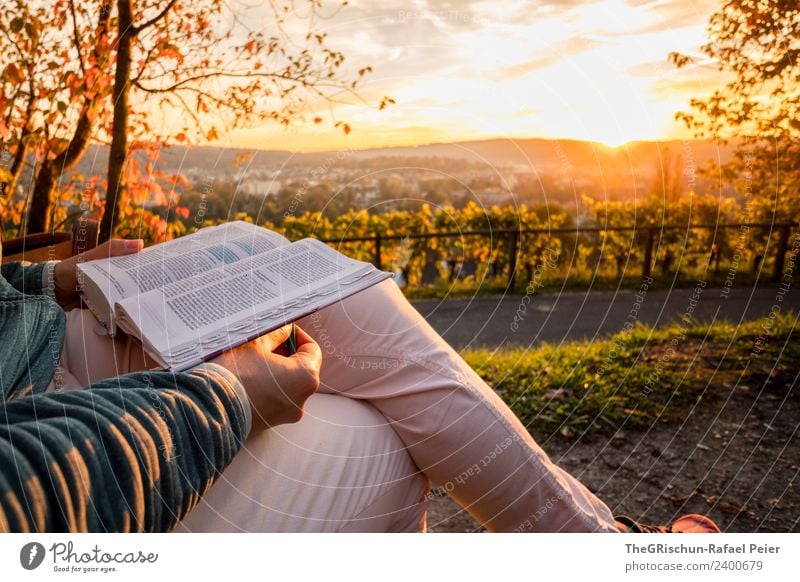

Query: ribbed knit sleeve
<box><xmin>0</xmin><ymin>363</ymin><xmax>250</xmax><ymax>532</ymax></box>
<box><xmin>0</xmin><ymin>261</ymin><xmax>55</xmax><ymax>297</ymax></box>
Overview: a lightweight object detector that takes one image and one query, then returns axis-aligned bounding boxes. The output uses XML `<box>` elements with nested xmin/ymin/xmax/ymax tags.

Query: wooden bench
<box><xmin>2</xmin><ymin>220</ymin><xmax>100</xmax><ymax>264</ymax></box>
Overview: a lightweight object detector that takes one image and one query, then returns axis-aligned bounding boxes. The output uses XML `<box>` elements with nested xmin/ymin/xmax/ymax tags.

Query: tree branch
<box><xmin>135</xmin><ymin>69</ymin><xmax>315</xmax><ymax>93</ymax></box>
<box><xmin>68</xmin><ymin>0</ymin><xmax>86</xmax><ymax>77</ymax></box>
<box><xmin>131</xmin><ymin>38</ymin><xmax>157</xmax><ymax>84</ymax></box>
<box><xmin>133</xmin><ymin>0</ymin><xmax>178</xmax><ymax>35</ymax></box>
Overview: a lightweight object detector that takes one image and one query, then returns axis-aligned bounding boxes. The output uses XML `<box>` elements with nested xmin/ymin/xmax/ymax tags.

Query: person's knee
<box><xmin>183</xmin><ymin>393</ymin><xmax>428</xmax><ymax>532</ymax></box>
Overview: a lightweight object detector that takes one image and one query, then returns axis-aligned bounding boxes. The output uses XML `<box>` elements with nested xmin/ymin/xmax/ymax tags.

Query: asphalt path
<box><xmin>411</xmin><ymin>283</ymin><xmax>800</xmax><ymax>350</ymax></box>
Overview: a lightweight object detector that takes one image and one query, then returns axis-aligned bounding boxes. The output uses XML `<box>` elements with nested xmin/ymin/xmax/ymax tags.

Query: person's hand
<box><xmin>210</xmin><ymin>324</ymin><xmax>322</xmax><ymax>431</ymax></box>
<box><xmin>53</xmin><ymin>239</ymin><xmax>144</xmax><ymax>308</ymax></box>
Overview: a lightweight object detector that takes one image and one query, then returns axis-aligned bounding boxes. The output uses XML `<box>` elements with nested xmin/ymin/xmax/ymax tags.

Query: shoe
<box><xmin>615</xmin><ymin>514</ymin><xmax>720</xmax><ymax>533</ymax></box>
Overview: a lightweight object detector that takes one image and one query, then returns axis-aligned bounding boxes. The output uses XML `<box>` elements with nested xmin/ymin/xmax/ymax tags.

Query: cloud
<box><xmin>647</xmin><ymin>63</ymin><xmax>729</xmax><ymax>97</ymax></box>
<box><xmin>493</xmin><ymin>54</ymin><xmax>565</xmax><ymax>80</ymax></box>
<box><xmin>235</xmin><ymin>0</ymin><xmax>725</xmax><ymax>149</ymax></box>
<box><xmin>318</xmin><ymin>2</ymin><xmax>471</xmax><ymax>79</ymax></box>
<box><xmin>624</xmin><ymin>59</ymin><xmax>676</xmax><ymax>77</ymax></box>
<box><xmin>492</xmin><ymin>36</ymin><xmax>601</xmax><ymax>80</ymax></box>
<box><xmin>622</xmin><ymin>0</ymin><xmax>717</xmax><ymax>35</ymax></box>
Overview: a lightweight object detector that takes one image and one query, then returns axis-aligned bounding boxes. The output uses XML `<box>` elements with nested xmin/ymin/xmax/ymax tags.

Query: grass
<box><xmin>403</xmin><ymin>270</ymin><xmax>769</xmax><ymax>300</ymax></box>
<box><xmin>461</xmin><ymin>312</ymin><xmax>800</xmax><ymax>438</ymax></box>
<box><xmin>404</xmin><ymin>275</ymin><xmax>652</xmax><ymax>300</ymax></box>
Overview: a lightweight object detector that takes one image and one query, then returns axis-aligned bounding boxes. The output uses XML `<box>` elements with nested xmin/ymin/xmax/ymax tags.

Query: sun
<box><xmin>595</xmin><ymin>137</ymin><xmax>631</xmax><ymax>148</ymax></box>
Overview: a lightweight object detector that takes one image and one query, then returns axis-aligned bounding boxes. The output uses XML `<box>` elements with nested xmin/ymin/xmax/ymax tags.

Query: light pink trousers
<box><xmin>53</xmin><ymin>279</ymin><xmax>618</xmax><ymax>533</ymax></box>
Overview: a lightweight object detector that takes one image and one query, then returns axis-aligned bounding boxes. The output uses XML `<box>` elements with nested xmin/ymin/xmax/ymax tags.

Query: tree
<box><xmin>99</xmin><ymin>0</ymin><xmax>391</xmax><ymax>241</ymax></box>
<box><xmin>1</xmin><ymin>0</ymin><xmax>390</xmax><ymax>237</ymax></box>
<box><xmin>0</xmin><ymin>0</ymin><xmax>114</xmax><ymax>233</ymax></box>
<box><xmin>670</xmin><ymin>1</ymin><xmax>800</xmax><ymax>223</ymax></box>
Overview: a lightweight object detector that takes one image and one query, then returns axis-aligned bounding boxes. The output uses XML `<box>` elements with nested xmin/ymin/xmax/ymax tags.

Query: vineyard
<box><xmin>249</xmin><ymin>195</ymin><xmax>798</xmax><ymax>295</ymax></box>
<box><xmin>4</xmin><ymin>189</ymin><xmax>796</xmax><ymax>296</ymax></box>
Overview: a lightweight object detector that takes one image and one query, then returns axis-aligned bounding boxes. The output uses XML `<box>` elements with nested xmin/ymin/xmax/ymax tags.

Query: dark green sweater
<box><xmin>0</xmin><ymin>261</ymin><xmax>251</xmax><ymax>532</ymax></box>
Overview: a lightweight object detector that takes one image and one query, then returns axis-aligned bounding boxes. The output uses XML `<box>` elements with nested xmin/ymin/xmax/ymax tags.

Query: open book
<box><xmin>77</xmin><ymin>221</ymin><xmax>392</xmax><ymax>371</ymax></box>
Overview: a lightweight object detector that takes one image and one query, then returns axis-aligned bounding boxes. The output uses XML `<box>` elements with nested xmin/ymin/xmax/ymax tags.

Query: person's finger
<box><xmin>107</xmin><ymin>239</ymin><xmax>144</xmax><ymax>256</ymax></box>
<box><xmin>288</xmin><ymin>325</ymin><xmax>322</xmax><ymax>372</ymax></box>
<box><xmin>257</xmin><ymin>324</ymin><xmax>294</xmax><ymax>352</ymax></box>
<box><xmin>82</xmin><ymin>239</ymin><xmax>143</xmax><ymax>261</ymax></box>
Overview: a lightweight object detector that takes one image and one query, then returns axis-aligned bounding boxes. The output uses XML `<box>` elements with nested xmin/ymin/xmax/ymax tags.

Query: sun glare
<box><xmin>228</xmin><ymin>0</ymin><xmax>716</xmax><ymax>151</ymax></box>
<box><xmin>595</xmin><ymin>137</ymin><xmax>629</xmax><ymax>148</ymax></box>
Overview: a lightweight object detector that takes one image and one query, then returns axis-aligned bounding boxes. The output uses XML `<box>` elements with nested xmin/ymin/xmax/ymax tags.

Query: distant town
<box><xmin>43</xmin><ymin>138</ymin><xmax>738</xmax><ymax>227</ymax></box>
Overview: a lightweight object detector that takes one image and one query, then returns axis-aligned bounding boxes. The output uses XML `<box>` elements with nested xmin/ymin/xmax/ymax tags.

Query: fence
<box><xmin>320</xmin><ymin>222</ymin><xmax>799</xmax><ymax>288</ymax></box>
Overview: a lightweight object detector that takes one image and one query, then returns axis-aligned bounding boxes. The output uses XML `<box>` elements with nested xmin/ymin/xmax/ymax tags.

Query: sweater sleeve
<box><xmin>0</xmin><ymin>363</ymin><xmax>251</xmax><ymax>532</ymax></box>
<box><xmin>0</xmin><ymin>261</ymin><xmax>57</xmax><ymax>298</ymax></box>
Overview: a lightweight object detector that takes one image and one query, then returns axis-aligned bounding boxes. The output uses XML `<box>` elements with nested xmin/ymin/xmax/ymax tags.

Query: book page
<box><xmin>116</xmin><ymin>239</ymin><xmax>376</xmax><ymax>361</ymax></box>
<box><xmin>78</xmin><ymin>221</ymin><xmax>288</xmax><ymax>306</ymax></box>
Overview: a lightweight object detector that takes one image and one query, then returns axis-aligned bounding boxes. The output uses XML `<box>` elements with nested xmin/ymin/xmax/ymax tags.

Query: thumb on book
<box><xmin>287</xmin><ymin>326</ymin><xmax>322</xmax><ymax>371</ymax></box>
<box><xmin>260</xmin><ymin>324</ymin><xmax>294</xmax><ymax>352</ymax></box>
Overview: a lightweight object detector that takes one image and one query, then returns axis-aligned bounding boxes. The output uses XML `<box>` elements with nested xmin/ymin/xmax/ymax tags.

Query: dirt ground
<box><xmin>425</xmin><ymin>377</ymin><xmax>799</xmax><ymax>532</ymax></box>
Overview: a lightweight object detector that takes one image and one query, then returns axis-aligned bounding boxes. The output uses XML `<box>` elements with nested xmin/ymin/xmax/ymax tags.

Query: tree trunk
<box><xmin>26</xmin><ymin>161</ymin><xmax>57</xmax><ymax>233</ymax></box>
<box><xmin>4</xmin><ymin>136</ymin><xmax>28</xmax><ymax>200</ymax></box>
<box><xmin>21</xmin><ymin>4</ymin><xmax>110</xmax><ymax>235</ymax></box>
<box><xmin>100</xmin><ymin>0</ymin><xmax>133</xmax><ymax>243</ymax></box>
<box><xmin>26</xmin><ymin>109</ymin><xmax>97</xmax><ymax>234</ymax></box>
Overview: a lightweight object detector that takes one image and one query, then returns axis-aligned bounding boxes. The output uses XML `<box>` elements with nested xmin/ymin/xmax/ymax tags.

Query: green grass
<box><xmin>461</xmin><ymin>312</ymin><xmax>800</xmax><ymax>437</ymax></box>
<box><xmin>404</xmin><ymin>275</ymin><xmax>650</xmax><ymax>300</ymax></box>
<box><xmin>403</xmin><ymin>270</ymin><xmax>769</xmax><ymax>300</ymax></box>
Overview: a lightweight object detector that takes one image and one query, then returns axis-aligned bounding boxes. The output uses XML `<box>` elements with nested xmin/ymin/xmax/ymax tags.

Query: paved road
<box><xmin>411</xmin><ymin>283</ymin><xmax>800</xmax><ymax>350</ymax></box>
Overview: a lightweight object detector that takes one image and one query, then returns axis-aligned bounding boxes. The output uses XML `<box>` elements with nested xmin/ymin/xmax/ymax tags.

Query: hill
<box><xmin>73</xmin><ymin>137</ymin><xmax>735</xmax><ymax>179</ymax></box>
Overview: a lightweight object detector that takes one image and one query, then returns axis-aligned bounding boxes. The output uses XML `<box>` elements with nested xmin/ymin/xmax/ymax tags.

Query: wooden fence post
<box><xmin>374</xmin><ymin>232</ymin><xmax>382</xmax><ymax>270</ymax></box>
<box><xmin>508</xmin><ymin>230</ymin><xmax>519</xmax><ymax>288</ymax></box>
<box><xmin>773</xmin><ymin>224</ymin><xmax>791</xmax><ymax>282</ymax></box>
<box><xmin>642</xmin><ymin>227</ymin><xmax>655</xmax><ymax>279</ymax></box>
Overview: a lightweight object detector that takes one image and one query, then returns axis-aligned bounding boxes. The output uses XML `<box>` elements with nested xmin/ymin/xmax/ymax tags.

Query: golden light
<box><xmin>223</xmin><ymin>0</ymin><xmax>717</xmax><ymax>152</ymax></box>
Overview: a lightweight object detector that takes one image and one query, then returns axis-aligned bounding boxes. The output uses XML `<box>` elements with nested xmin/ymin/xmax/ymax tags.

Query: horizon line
<box><xmin>87</xmin><ymin>135</ymin><xmax>729</xmax><ymax>156</ymax></box>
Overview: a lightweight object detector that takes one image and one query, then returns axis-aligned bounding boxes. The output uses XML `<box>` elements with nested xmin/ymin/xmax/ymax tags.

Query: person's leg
<box><xmin>51</xmin><ymin>309</ymin><xmax>154</xmax><ymax>391</ymax></box>
<box><xmin>55</xmin><ymin>309</ymin><xmax>428</xmax><ymax>532</ymax></box>
<box><xmin>298</xmin><ymin>279</ymin><xmax>619</xmax><ymax>532</ymax></box>
<box><xmin>177</xmin><ymin>393</ymin><xmax>427</xmax><ymax>532</ymax></box>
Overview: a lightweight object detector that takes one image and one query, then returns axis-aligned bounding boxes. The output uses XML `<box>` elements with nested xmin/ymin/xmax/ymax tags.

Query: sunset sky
<box><xmin>226</xmin><ymin>0</ymin><xmax>723</xmax><ymax>152</ymax></box>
